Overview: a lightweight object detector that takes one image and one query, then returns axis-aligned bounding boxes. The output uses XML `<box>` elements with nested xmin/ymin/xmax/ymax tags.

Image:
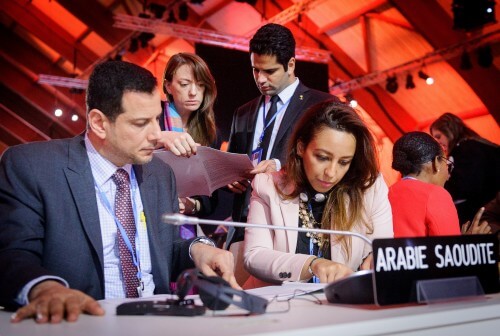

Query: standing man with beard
<box><xmin>226</xmin><ymin>23</ymin><xmax>335</xmax><ymax>248</ymax></box>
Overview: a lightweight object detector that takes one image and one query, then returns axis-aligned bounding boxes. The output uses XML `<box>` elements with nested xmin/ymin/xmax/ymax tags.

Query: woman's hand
<box><xmin>304</xmin><ymin>257</ymin><xmax>353</xmax><ymax>283</ymax></box>
<box><xmin>461</xmin><ymin>207</ymin><xmax>492</xmax><ymax>235</ymax></box>
<box><xmin>179</xmin><ymin>197</ymin><xmax>200</xmax><ymax>215</ymax></box>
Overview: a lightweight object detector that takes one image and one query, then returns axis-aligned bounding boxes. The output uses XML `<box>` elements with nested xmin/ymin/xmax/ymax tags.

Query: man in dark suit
<box><xmin>0</xmin><ymin>61</ymin><xmax>237</xmax><ymax>323</ymax></box>
<box><xmin>226</xmin><ymin>23</ymin><xmax>335</xmax><ymax>247</ymax></box>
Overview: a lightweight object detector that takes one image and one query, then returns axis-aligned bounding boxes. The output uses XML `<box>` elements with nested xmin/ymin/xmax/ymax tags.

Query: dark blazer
<box><xmin>0</xmin><ymin>135</ymin><xmax>193</xmax><ymax>309</ymax></box>
<box><xmin>445</xmin><ymin>138</ymin><xmax>499</xmax><ymax>223</ymax></box>
<box><xmin>159</xmin><ymin>101</ymin><xmax>221</xmax><ymax>219</ymax></box>
<box><xmin>226</xmin><ymin>82</ymin><xmax>334</xmax><ymax>247</ymax></box>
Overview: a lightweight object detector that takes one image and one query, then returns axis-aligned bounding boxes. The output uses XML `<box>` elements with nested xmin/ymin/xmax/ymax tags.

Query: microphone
<box><xmin>163</xmin><ymin>213</ymin><xmax>375</xmax><ymax>305</ymax></box>
<box><xmin>162</xmin><ymin>213</ymin><xmax>372</xmax><ymax>246</ymax></box>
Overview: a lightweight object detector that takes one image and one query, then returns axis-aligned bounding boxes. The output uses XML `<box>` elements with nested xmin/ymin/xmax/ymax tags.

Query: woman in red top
<box><xmin>389</xmin><ymin>132</ymin><xmax>490</xmax><ymax>237</ymax></box>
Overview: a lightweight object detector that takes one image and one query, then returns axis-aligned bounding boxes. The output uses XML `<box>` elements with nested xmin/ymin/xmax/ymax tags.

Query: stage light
<box><xmin>235</xmin><ymin>0</ymin><xmax>258</xmax><ymax>5</ymax></box>
<box><xmin>418</xmin><ymin>70</ymin><xmax>434</xmax><ymax>85</ymax></box>
<box><xmin>149</xmin><ymin>3</ymin><xmax>166</xmax><ymax>19</ymax></box>
<box><xmin>477</xmin><ymin>44</ymin><xmax>493</xmax><ymax>68</ymax></box>
<box><xmin>128</xmin><ymin>38</ymin><xmax>139</xmax><ymax>53</ymax></box>
<box><xmin>167</xmin><ymin>10</ymin><xmax>177</xmax><ymax>23</ymax></box>
<box><xmin>54</xmin><ymin>108</ymin><xmax>63</xmax><ymax>117</ymax></box>
<box><xmin>138</xmin><ymin>32</ymin><xmax>155</xmax><ymax>48</ymax></box>
<box><xmin>460</xmin><ymin>50</ymin><xmax>473</xmax><ymax>70</ymax></box>
<box><xmin>178</xmin><ymin>3</ymin><xmax>188</xmax><ymax>21</ymax></box>
<box><xmin>385</xmin><ymin>75</ymin><xmax>398</xmax><ymax>94</ymax></box>
<box><xmin>452</xmin><ymin>0</ymin><xmax>497</xmax><ymax>31</ymax></box>
<box><xmin>344</xmin><ymin>93</ymin><xmax>358</xmax><ymax>108</ymax></box>
<box><xmin>71</xmin><ymin>114</ymin><xmax>79</xmax><ymax>122</ymax></box>
<box><xmin>405</xmin><ymin>74</ymin><xmax>415</xmax><ymax>89</ymax></box>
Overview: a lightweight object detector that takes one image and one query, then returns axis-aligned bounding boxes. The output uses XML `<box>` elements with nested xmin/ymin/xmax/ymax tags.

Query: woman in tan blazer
<box><xmin>243</xmin><ymin>100</ymin><xmax>393</xmax><ymax>286</ymax></box>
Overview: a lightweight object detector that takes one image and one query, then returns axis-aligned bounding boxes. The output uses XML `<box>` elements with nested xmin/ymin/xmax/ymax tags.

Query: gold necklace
<box><xmin>298</xmin><ymin>199</ymin><xmax>329</xmax><ymax>248</ymax></box>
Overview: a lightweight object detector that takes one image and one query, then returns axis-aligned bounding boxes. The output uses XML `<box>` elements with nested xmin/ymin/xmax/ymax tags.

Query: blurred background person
<box><xmin>389</xmin><ymin>131</ymin><xmax>490</xmax><ymax>237</ymax></box>
<box><xmin>430</xmin><ymin>113</ymin><xmax>499</xmax><ymax>224</ymax></box>
<box><xmin>243</xmin><ymin>100</ymin><xmax>393</xmax><ymax>287</ymax></box>
<box><xmin>161</xmin><ymin>52</ymin><xmax>222</xmax><ymax>238</ymax></box>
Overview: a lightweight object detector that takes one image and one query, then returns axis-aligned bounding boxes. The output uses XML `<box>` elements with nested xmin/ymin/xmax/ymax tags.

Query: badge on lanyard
<box><xmin>250</xmin><ymin>148</ymin><xmax>263</xmax><ymax>165</ymax></box>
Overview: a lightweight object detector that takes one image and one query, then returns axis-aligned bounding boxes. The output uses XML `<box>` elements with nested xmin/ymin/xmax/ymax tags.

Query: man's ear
<box><xmin>287</xmin><ymin>57</ymin><xmax>296</xmax><ymax>75</ymax></box>
<box><xmin>88</xmin><ymin>109</ymin><xmax>108</xmax><ymax>140</ymax></box>
<box><xmin>296</xmin><ymin>141</ymin><xmax>304</xmax><ymax>157</ymax></box>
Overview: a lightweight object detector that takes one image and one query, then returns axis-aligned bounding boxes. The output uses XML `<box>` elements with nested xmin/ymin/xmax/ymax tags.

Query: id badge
<box><xmin>250</xmin><ymin>148</ymin><xmax>263</xmax><ymax>166</ymax></box>
<box><xmin>137</xmin><ymin>281</ymin><xmax>145</xmax><ymax>298</ymax></box>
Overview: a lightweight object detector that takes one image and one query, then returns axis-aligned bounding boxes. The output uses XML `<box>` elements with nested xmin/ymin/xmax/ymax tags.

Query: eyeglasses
<box><xmin>440</xmin><ymin>156</ymin><xmax>454</xmax><ymax>173</ymax></box>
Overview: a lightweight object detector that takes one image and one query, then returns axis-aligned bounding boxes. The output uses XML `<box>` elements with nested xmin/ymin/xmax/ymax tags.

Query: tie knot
<box><xmin>270</xmin><ymin>95</ymin><xmax>280</xmax><ymax>104</ymax></box>
<box><xmin>112</xmin><ymin>169</ymin><xmax>130</xmax><ymax>188</ymax></box>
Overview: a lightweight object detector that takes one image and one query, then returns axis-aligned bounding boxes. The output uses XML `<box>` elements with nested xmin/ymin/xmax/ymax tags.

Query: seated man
<box><xmin>0</xmin><ymin>60</ymin><xmax>238</xmax><ymax>323</ymax></box>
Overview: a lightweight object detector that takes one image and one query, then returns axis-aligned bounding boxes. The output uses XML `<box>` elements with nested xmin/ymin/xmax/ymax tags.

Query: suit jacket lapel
<box><xmin>65</xmin><ymin>135</ymin><xmax>104</xmax><ymax>268</ymax></box>
<box><xmin>135</xmin><ymin>164</ymin><xmax>171</xmax><ymax>287</ymax></box>
<box><xmin>278</xmin><ymin>181</ymin><xmax>300</xmax><ymax>252</ymax></box>
<box><xmin>245</xmin><ymin>96</ymin><xmax>265</xmax><ymax>155</ymax></box>
<box><xmin>273</xmin><ymin>83</ymin><xmax>309</xmax><ymax>152</ymax></box>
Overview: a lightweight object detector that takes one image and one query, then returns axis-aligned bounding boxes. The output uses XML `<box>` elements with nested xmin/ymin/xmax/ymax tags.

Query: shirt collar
<box><xmin>84</xmin><ymin>132</ymin><xmax>133</xmax><ymax>188</ymax></box>
<box><xmin>266</xmin><ymin>78</ymin><xmax>300</xmax><ymax>104</ymax></box>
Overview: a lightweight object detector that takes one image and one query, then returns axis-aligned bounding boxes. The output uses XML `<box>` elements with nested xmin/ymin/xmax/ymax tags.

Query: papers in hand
<box><xmin>154</xmin><ymin>147</ymin><xmax>254</xmax><ymax>197</ymax></box>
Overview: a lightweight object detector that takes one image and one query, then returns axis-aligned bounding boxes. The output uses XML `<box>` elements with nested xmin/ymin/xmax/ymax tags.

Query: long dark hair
<box><xmin>278</xmin><ymin>100</ymin><xmax>379</xmax><ymax>257</ymax></box>
<box><xmin>430</xmin><ymin>113</ymin><xmax>480</xmax><ymax>153</ymax></box>
<box><xmin>162</xmin><ymin>53</ymin><xmax>217</xmax><ymax>146</ymax></box>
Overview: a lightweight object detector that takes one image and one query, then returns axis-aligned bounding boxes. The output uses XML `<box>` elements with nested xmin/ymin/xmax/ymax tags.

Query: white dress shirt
<box><xmin>252</xmin><ymin>78</ymin><xmax>300</xmax><ymax>164</ymax></box>
<box><xmin>85</xmin><ymin>135</ymin><xmax>155</xmax><ymax>298</ymax></box>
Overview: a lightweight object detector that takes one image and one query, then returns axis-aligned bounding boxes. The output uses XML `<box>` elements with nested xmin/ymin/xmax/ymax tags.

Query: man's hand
<box><xmin>179</xmin><ymin>197</ymin><xmax>198</xmax><ymax>215</ymax></box>
<box><xmin>461</xmin><ymin>207</ymin><xmax>492</xmax><ymax>235</ymax></box>
<box><xmin>157</xmin><ymin>131</ymin><xmax>198</xmax><ymax>157</ymax></box>
<box><xmin>250</xmin><ymin>159</ymin><xmax>277</xmax><ymax>175</ymax></box>
<box><xmin>10</xmin><ymin>280</ymin><xmax>104</xmax><ymax>324</ymax></box>
<box><xmin>227</xmin><ymin>179</ymin><xmax>251</xmax><ymax>194</ymax></box>
<box><xmin>227</xmin><ymin>159</ymin><xmax>278</xmax><ymax>194</ymax></box>
<box><xmin>190</xmin><ymin>243</ymin><xmax>241</xmax><ymax>290</ymax></box>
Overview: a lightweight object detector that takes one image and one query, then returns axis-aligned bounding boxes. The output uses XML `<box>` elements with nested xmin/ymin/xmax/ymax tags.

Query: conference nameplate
<box><xmin>372</xmin><ymin>235</ymin><xmax>499</xmax><ymax>305</ymax></box>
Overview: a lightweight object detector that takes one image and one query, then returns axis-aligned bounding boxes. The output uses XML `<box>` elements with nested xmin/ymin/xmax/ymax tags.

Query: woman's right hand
<box><xmin>461</xmin><ymin>207</ymin><xmax>492</xmax><ymax>235</ymax></box>
<box><xmin>308</xmin><ymin>258</ymin><xmax>353</xmax><ymax>283</ymax></box>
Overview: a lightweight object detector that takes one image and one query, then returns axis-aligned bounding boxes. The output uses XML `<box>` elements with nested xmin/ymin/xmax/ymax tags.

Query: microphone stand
<box><xmin>162</xmin><ymin>213</ymin><xmax>372</xmax><ymax>246</ymax></box>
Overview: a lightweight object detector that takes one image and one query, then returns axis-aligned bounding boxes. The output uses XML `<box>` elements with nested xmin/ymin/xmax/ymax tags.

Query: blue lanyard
<box><xmin>95</xmin><ymin>169</ymin><xmax>142</xmax><ymax>283</ymax></box>
<box><xmin>256</xmin><ymin>96</ymin><xmax>291</xmax><ymax>148</ymax></box>
<box><xmin>307</xmin><ymin>202</ymin><xmax>321</xmax><ymax>284</ymax></box>
<box><xmin>163</xmin><ymin>102</ymin><xmax>183</xmax><ymax>133</ymax></box>
<box><xmin>402</xmin><ymin>176</ymin><xmax>418</xmax><ymax>181</ymax></box>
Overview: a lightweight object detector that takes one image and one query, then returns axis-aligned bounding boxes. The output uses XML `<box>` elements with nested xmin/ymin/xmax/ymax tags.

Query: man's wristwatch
<box><xmin>188</xmin><ymin>236</ymin><xmax>216</xmax><ymax>260</ymax></box>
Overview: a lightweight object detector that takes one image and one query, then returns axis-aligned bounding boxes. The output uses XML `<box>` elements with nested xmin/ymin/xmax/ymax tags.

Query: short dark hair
<box><xmin>249</xmin><ymin>23</ymin><xmax>295</xmax><ymax>71</ymax></box>
<box><xmin>392</xmin><ymin>131</ymin><xmax>444</xmax><ymax>176</ymax></box>
<box><xmin>86</xmin><ymin>61</ymin><xmax>158</xmax><ymax>122</ymax></box>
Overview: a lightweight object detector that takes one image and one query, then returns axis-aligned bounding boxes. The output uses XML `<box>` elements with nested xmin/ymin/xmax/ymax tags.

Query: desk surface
<box><xmin>2</xmin><ymin>293</ymin><xmax>500</xmax><ymax>336</ymax></box>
